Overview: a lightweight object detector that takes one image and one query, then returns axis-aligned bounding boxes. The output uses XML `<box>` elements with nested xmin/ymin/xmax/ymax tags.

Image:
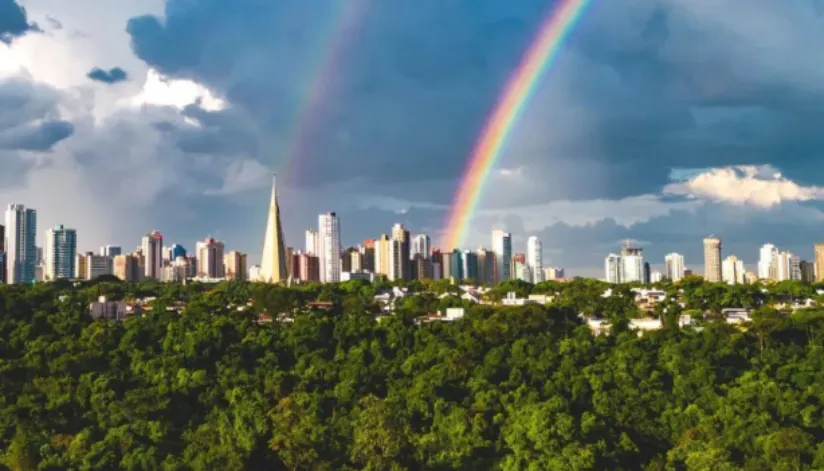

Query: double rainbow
<box><xmin>442</xmin><ymin>0</ymin><xmax>594</xmax><ymax>249</ymax></box>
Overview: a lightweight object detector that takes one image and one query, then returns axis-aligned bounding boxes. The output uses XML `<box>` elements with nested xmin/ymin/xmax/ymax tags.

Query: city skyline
<box><xmin>2</xmin><ymin>2</ymin><xmax>824</xmax><ymax>275</ymax></box>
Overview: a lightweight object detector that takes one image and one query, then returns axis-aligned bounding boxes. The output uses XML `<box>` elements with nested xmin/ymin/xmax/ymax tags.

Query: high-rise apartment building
<box><xmin>722</xmin><ymin>255</ymin><xmax>746</xmax><ymax>285</ymax></box>
<box><xmin>703</xmin><ymin>236</ymin><xmax>722</xmax><ymax>282</ymax></box>
<box><xmin>44</xmin><ymin>224</ymin><xmax>76</xmax><ymax>281</ymax></box>
<box><xmin>476</xmin><ymin>248</ymin><xmax>495</xmax><ymax>285</ymax></box>
<box><xmin>100</xmin><ymin>245</ymin><xmax>122</xmax><ymax>257</ymax></box>
<box><xmin>758</xmin><ymin>243</ymin><xmax>778</xmax><ymax>280</ymax></box>
<box><xmin>224</xmin><ymin>251</ymin><xmax>247</xmax><ymax>281</ymax></box>
<box><xmin>605</xmin><ymin>254</ymin><xmax>621</xmax><ymax>283</ymax></box>
<box><xmin>375</xmin><ymin>234</ymin><xmax>390</xmax><ymax>276</ymax></box>
<box><xmin>775</xmin><ymin>251</ymin><xmax>801</xmax><ymax>281</ymax></box>
<box><xmin>449</xmin><ymin>249</ymin><xmax>464</xmax><ymax>280</ymax></box>
<box><xmin>141</xmin><ymin>230</ymin><xmax>163</xmax><ymax>280</ymax></box>
<box><xmin>305</xmin><ymin>229</ymin><xmax>319</xmax><ymax>255</ymax></box>
<box><xmin>492</xmin><ymin>229</ymin><xmax>512</xmax><ymax>283</ymax></box>
<box><xmin>5</xmin><ymin>204</ymin><xmax>37</xmax><ymax>284</ymax></box>
<box><xmin>113</xmin><ymin>254</ymin><xmax>141</xmax><ymax>281</ymax></box>
<box><xmin>801</xmin><ymin>260</ymin><xmax>816</xmax><ymax>283</ymax></box>
<box><xmin>620</xmin><ymin>243</ymin><xmax>644</xmax><ymax>283</ymax></box>
<box><xmin>815</xmin><ymin>244</ymin><xmax>824</xmax><ymax>282</ymax></box>
<box><xmin>361</xmin><ymin>240</ymin><xmax>376</xmax><ymax>272</ymax></box>
<box><xmin>0</xmin><ymin>223</ymin><xmax>5</xmax><ymax>283</ymax></box>
<box><xmin>411</xmin><ymin>234</ymin><xmax>431</xmax><ymax>260</ymax></box>
<box><xmin>462</xmin><ymin>250</ymin><xmax>479</xmax><ymax>280</ymax></box>
<box><xmin>544</xmin><ymin>267</ymin><xmax>565</xmax><ymax>280</ymax></box>
<box><xmin>260</xmin><ymin>174</ymin><xmax>288</xmax><ymax>283</ymax></box>
<box><xmin>195</xmin><ymin>237</ymin><xmax>225</xmax><ymax>278</ymax></box>
<box><xmin>664</xmin><ymin>253</ymin><xmax>685</xmax><ymax>281</ymax></box>
<box><xmin>389</xmin><ymin>223</ymin><xmax>410</xmax><ymax>281</ymax></box>
<box><xmin>526</xmin><ymin>236</ymin><xmax>543</xmax><ymax>284</ymax></box>
<box><xmin>511</xmin><ymin>252</ymin><xmax>529</xmax><ymax>281</ymax></box>
<box><xmin>318</xmin><ymin>212</ymin><xmax>341</xmax><ymax>283</ymax></box>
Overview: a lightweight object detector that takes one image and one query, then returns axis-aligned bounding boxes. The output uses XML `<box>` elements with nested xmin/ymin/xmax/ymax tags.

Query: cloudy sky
<box><xmin>3</xmin><ymin>0</ymin><xmax>824</xmax><ymax>276</ymax></box>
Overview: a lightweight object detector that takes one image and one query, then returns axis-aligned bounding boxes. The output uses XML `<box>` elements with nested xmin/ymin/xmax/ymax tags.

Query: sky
<box><xmin>3</xmin><ymin>0</ymin><xmax>824</xmax><ymax>277</ymax></box>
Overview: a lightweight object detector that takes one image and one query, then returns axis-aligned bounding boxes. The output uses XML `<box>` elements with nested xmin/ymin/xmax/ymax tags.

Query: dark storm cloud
<box><xmin>0</xmin><ymin>79</ymin><xmax>72</xmax><ymax>151</ymax></box>
<box><xmin>0</xmin><ymin>0</ymin><xmax>34</xmax><ymax>43</ymax></box>
<box><xmin>125</xmin><ymin>0</ymin><xmax>565</xmax><ymax>197</ymax></box>
<box><xmin>87</xmin><ymin>67</ymin><xmax>129</xmax><ymax>84</ymax></box>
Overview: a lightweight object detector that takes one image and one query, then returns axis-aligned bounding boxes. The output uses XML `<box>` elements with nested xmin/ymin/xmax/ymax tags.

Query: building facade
<box><xmin>5</xmin><ymin>204</ymin><xmax>37</xmax><ymax>284</ymax></box>
<box><xmin>703</xmin><ymin>236</ymin><xmax>722</xmax><ymax>282</ymax></box>
<box><xmin>44</xmin><ymin>224</ymin><xmax>77</xmax><ymax>281</ymax></box>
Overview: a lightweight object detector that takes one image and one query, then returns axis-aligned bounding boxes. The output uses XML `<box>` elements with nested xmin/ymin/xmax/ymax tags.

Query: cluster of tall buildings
<box><xmin>605</xmin><ymin>236</ymin><xmax>824</xmax><ymax>285</ymax></box>
<box><xmin>0</xmin><ymin>204</ymin><xmax>249</xmax><ymax>285</ymax></box>
<box><xmin>253</xmin><ymin>175</ymin><xmax>561</xmax><ymax>285</ymax></box>
<box><xmin>1</xmin><ymin>175</ymin><xmax>563</xmax><ymax>286</ymax></box>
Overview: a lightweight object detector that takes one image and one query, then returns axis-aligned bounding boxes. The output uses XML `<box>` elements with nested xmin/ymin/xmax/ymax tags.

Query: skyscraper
<box><xmin>703</xmin><ymin>236</ymin><xmax>722</xmax><ymax>282</ymax></box>
<box><xmin>722</xmin><ymin>255</ymin><xmax>745</xmax><ymax>285</ymax></box>
<box><xmin>5</xmin><ymin>204</ymin><xmax>37</xmax><ymax>284</ymax></box>
<box><xmin>375</xmin><ymin>234</ymin><xmax>390</xmax><ymax>276</ymax></box>
<box><xmin>605</xmin><ymin>254</ymin><xmax>621</xmax><ymax>283</ymax></box>
<box><xmin>758</xmin><ymin>243</ymin><xmax>778</xmax><ymax>280</ymax></box>
<box><xmin>44</xmin><ymin>224</ymin><xmax>77</xmax><ymax>281</ymax></box>
<box><xmin>511</xmin><ymin>252</ymin><xmax>529</xmax><ymax>281</ymax></box>
<box><xmin>260</xmin><ymin>174</ymin><xmax>288</xmax><ymax>283</ymax></box>
<box><xmin>411</xmin><ymin>234</ymin><xmax>431</xmax><ymax>260</ymax></box>
<box><xmin>389</xmin><ymin>223</ymin><xmax>410</xmax><ymax>281</ymax></box>
<box><xmin>492</xmin><ymin>229</ymin><xmax>512</xmax><ymax>283</ymax></box>
<box><xmin>305</xmin><ymin>229</ymin><xmax>319</xmax><ymax>255</ymax></box>
<box><xmin>196</xmin><ymin>237</ymin><xmax>225</xmax><ymax>278</ymax></box>
<box><xmin>620</xmin><ymin>244</ymin><xmax>644</xmax><ymax>283</ymax></box>
<box><xmin>100</xmin><ymin>245</ymin><xmax>122</xmax><ymax>257</ymax></box>
<box><xmin>814</xmin><ymin>243</ymin><xmax>824</xmax><ymax>281</ymax></box>
<box><xmin>224</xmin><ymin>251</ymin><xmax>248</xmax><ymax>281</ymax></box>
<box><xmin>526</xmin><ymin>236</ymin><xmax>543</xmax><ymax>284</ymax></box>
<box><xmin>318</xmin><ymin>212</ymin><xmax>341</xmax><ymax>283</ymax></box>
<box><xmin>0</xmin><ymin>223</ymin><xmax>5</xmax><ymax>283</ymax></box>
<box><xmin>141</xmin><ymin>230</ymin><xmax>163</xmax><ymax>280</ymax></box>
<box><xmin>476</xmin><ymin>248</ymin><xmax>495</xmax><ymax>285</ymax></box>
<box><xmin>664</xmin><ymin>253</ymin><xmax>685</xmax><ymax>281</ymax></box>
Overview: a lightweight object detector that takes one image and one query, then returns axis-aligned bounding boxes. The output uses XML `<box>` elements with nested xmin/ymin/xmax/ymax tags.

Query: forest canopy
<box><xmin>2</xmin><ymin>278</ymin><xmax>824</xmax><ymax>470</ymax></box>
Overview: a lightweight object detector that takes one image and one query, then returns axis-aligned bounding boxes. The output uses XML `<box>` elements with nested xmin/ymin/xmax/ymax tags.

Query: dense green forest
<box><xmin>3</xmin><ymin>277</ymin><xmax>824</xmax><ymax>470</ymax></box>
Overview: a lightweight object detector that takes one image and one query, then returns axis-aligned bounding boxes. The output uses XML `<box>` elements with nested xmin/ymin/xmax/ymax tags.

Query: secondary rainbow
<box><xmin>283</xmin><ymin>0</ymin><xmax>370</xmax><ymax>181</ymax></box>
<box><xmin>442</xmin><ymin>0</ymin><xmax>594</xmax><ymax>249</ymax></box>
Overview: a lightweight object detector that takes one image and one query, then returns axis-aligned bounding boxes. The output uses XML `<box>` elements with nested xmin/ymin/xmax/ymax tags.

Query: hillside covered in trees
<box><xmin>3</xmin><ymin>278</ymin><xmax>824</xmax><ymax>470</ymax></box>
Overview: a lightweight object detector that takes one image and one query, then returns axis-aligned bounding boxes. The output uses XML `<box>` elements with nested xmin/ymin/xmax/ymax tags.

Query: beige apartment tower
<box><xmin>703</xmin><ymin>236</ymin><xmax>722</xmax><ymax>282</ymax></box>
<box><xmin>259</xmin><ymin>174</ymin><xmax>288</xmax><ymax>283</ymax></box>
<box><xmin>815</xmin><ymin>244</ymin><xmax>824</xmax><ymax>282</ymax></box>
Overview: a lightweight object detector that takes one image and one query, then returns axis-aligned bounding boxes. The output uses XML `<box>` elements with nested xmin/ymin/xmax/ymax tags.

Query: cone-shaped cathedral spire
<box><xmin>259</xmin><ymin>173</ymin><xmax>288</xmax><ymax>283</ymax></box>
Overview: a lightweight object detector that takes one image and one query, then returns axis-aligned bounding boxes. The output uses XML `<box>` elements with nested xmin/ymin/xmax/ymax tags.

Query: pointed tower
<box><xmin>259</xmin><ymin>174</ymin><xmax>288</xmax><ymax>283</ymax></box>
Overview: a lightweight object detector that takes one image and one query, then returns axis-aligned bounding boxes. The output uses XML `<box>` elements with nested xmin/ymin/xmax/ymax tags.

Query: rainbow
<box><xmin>283</xmin><ymin>0</ymin><xmax>370</xmax><ymax>181</ymax></box>
<box><xmin>442</xmin><ymin>0</ymin><xmax>594</xmax><ymax>249</ymax></box>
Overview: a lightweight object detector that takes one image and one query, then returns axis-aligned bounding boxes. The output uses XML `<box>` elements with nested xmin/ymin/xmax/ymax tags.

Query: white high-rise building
<box><xmin>650</xmin><ymin>271</ymin><xmax>663</xmax><ymax>283</ymax></box>
<box><xmin>758</xmin><ymin>243</ymin><xmax>778</xmax><ymax>280</ymax></box>
<box><xmin>4</xmin><ymin>204</ymin><xmax>37</xmax><ymax>284</ymax></box>
<box><xmin>605</xmin><ymin>254</ymin><xmax>622</xmax><ymax>283</ymax></box>
<box><xmin>492</xmin><ymin>229</ymin><xmax>512</xmax><ymax>283</ymax></box>
<box><xmin>526</xmin><ymin>236</ymin><xmax>544</xmax><ymax>284</ymax></box>
<box><xmin>664</xmin><ymin>253</ymin><xmax>685</xmax><ymax>281</ymax></box>
<box><xmin>722</xmin><ymin>255</ymin><xmax>746</xmax><ymax>285</ymax></box>
<box><xmin>318</xmin><ymin>212</ymin><xmax>341</xmax><ymax>283</ymax></box>
<box><xmin>141</xmin><ymin>230</ymin><xmax>163</xmax><ymax>280</ymax></box>
<box><xmin>44</xmin><ymin>224</ymin><xmax>77</xmax><ymax>281</ymax></box>
<box><xmin>305</xmin><ymin>229</ymin><xmax>319</xmax><ymax>255</ymax></box>
<box><xmin>621</xmin><ymin>250</ymin><xmax>644</xmax><ymax>283</ymax></box>
<box><xmin>411</xmin><ymin>234</ymin><xmax>431</xmax><ymax>260</ymax></box>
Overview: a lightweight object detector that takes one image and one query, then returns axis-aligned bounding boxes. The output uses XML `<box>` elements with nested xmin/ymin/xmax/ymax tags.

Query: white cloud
<box><xmin>663</xmin><ymin>165</ymin><xmax>824</xmax><ymax>207</ymax></box>
<box><xmin>128</xmin><ymin>69</ymin><xmax>227</xmax><ymax>112</ymax></box>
